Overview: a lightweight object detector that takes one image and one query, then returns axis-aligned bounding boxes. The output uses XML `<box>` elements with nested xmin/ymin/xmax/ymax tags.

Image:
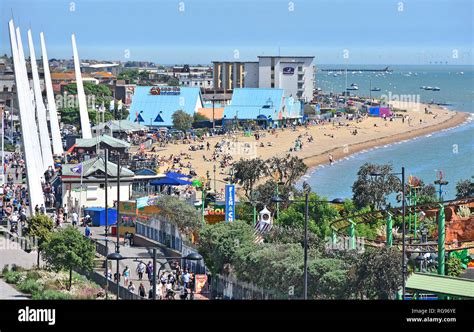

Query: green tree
<box><xmin>455</xmin><ymin>178</ymin><xmax>474</xmax><ymax>199</ymax></box>
<box><xmin>41</xmin><ymin>227</ymin><xmax>95</xmax><ymax>290</ymax></box>
<box><xmin>198</xmin><ymin>220</ymin><xmax>257</xmax><ymax>275</ymax></box>
<box><xmin>172</xmin><ymin>110</ymin><xmax>193</xmax><ymax>134</ymax></box>
<box><xmin>349</xmin><ymin>247</ymin><xmax>402</xmax><ymax>299</ymax></box>
<box><xmin>233</xmin><ymin>158</ymin><xmax>268</xmax><ymax>200</ymax></box>
<box><xmin>237</xmin><ymin>243</ymin><xmax>304</xmax><ymax>296</ymax></box>
<box><xmin>193</xmin><ymin>113</ymin><xmax>209</xmax><ymax>122</ymax></box>
<box><xmin>154</xmin><ymin>195</ymin><xmax>201</xmax><ymax>239</ymax></box>
<box><xmin>352</xmin><ymin>163</ymin><xmax>401</xmax><ymax>210</ymax></box>
<box><xmin>267</xmin><ymin>155</ymin><xmax>308</xmax><ymax>187</ymax></box>
<box><xmin>26</xmin><ymin>214</ymin><xmax>54</xmax><ymax>267</ymax></box>
<box><xmin>276</xmin><ymin>192</ymin><xmax>341</xmax><ymax>238</ymax></box>
<box><xmin>308</xmin><ymin>258</ymin><xmax>351</xmax><ymax>299</ymax></box>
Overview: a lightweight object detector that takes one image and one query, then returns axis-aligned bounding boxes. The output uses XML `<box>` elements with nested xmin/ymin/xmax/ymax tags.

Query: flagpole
<box><xmin>78</xmin><ymin>165</ymin><xmax>84</xmax><ymax>224</ymax></box>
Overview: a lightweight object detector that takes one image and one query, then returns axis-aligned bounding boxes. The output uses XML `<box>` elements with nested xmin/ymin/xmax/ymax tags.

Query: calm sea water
<box><xmin>301</xmin><ymin>65</ymin><xmax>474</xmax><ymax>201</ymax></box>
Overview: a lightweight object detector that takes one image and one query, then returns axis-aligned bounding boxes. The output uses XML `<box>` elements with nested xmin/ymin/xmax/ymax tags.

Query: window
<box><xmin>86</xmin><ymin>186</ymin><xmax>98</xmax><ymax>200</ymax></box>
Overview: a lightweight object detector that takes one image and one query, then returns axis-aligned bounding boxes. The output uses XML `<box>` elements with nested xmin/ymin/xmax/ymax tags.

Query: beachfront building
<box><xmin>212</xmin><ymin>61</ymin><xmax>259</xmax><ymax>92</ymax></box>
<box><xmin>61</xmin><ymin>157</ymin><xmax>135</xmax><ymax>210</ymax></box>
<box><xmin>223</xmin><ymin>88</ymin><xmax>303</xmax><ymax>128</ymax></box>
<box><xmin>212</xmin><ymin>56</ymin><xmax>315</xmax><ymax>102</ymax></box>
<box><xmin>128</xmin><ymin>86</ymin><xmax>203</xmax><ymax>127</ymax></box>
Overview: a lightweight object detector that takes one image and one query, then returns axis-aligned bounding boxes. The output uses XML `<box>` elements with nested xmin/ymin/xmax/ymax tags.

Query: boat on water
<box><xmin>346</xmin><ymin>83</ymin><xmax>359</xmax><ymax>91</ymax></box>
<box><xmin>370</xmin><ymin>87</ymin><xmax>381</xmax><ymax>91</ymax></box>
<box><xmin>423</xmin><ymin>86</ymin><xmax>440</xmax><ymax>91</ymax></box>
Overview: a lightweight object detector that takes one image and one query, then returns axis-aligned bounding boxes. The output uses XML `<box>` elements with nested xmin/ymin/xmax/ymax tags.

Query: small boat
<box><xmin>432</xmin><ymin>87</ymin><xmax>440</xmax><ymax>91</ymax></box>
<box><xmin>424</xmin><ymin>86</ymin><xmax>434</xmax><ymax>90</ymax></box>
<box><xmin>371</xmin><ymin>87</ymin><xmax>381</xmax><ymax>91</ymax></box>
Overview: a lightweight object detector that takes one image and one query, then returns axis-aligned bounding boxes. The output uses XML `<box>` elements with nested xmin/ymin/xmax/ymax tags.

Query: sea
<box><xmin>300</xmin><ymin>65</ymin><xmax>474</xmax><ymax>201</ymax></box>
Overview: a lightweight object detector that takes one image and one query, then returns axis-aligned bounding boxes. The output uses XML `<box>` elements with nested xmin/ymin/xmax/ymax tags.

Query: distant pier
<box><xmin>321</xmin><ymin>66</ymin><xmax>393</xmax><ymax>73</ymax></box>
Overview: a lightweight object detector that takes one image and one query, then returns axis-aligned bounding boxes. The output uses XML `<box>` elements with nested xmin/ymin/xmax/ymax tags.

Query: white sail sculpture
<box><xmin>27</xmin><ymin>29</ymin><xmax>54</xmax><ymax>170</ymax></box>
<box><xmin>71</xmin><ymin>34</ymin><xmax>92</xmax><ymax>139</ymax></box>
<box><xmin>16</xmin><ymin>26</ymin><xmax>45</xmax><ymax>174</ymax></box>
<box><xmin>9</xmin><ymin>20</ymin><xmax>45</xmax><ymax>214</ymax></box>
<box><xmin>40</xmin><ymin>32</ymin><xmax>63</xmax><ymax>155</ymax></box>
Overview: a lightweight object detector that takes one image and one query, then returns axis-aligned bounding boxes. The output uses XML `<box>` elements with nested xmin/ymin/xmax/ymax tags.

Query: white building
<box><xmin>179</xmin><ymin>75</ymin><xmax>213</xmax><ymax>89</ymax></box>
<box><xmin>61</xmin><ymin>157</ymin><xmax>134</xmax><ymax>211</ymax></box>
<box><xmin>212</xmin><ymin>56</ymin><xmax>315</xmax><ymax>102</ymax></box>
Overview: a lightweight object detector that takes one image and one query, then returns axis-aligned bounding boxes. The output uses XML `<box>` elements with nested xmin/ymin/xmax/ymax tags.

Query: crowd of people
<box><xmin>108</xmin><ymin>260</ymin><xmax>197</xmax><ymax>300</ymax></box>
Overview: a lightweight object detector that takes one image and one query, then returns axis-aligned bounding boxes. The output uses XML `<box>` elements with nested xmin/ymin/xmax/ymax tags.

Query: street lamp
<box><xmin>106</xmin><ymin>251</ymin><xmax>124</xmax><ymax>300</ymax></box>
<box><xmin>370</xmin><ymin>167</ymin><xmax>406</xmax><ymax>300</ymax></box>
<box><xmin>271</xmin><ymin>183</ymin><xmax>344</xmax><ymax>300</ymax></box>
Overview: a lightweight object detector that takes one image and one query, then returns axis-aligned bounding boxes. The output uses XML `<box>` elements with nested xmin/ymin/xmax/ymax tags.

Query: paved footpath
<box><xmin>0</xmin><ymin>278</ymin><xmax>29</xmax><ymax>299</ymax></box>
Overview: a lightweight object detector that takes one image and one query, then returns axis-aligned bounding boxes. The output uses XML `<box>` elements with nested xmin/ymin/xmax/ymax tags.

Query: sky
<box><xmin>1</xmin><ymin>0</ymin><xmax>473</xmax><ymax>65</ymax></box>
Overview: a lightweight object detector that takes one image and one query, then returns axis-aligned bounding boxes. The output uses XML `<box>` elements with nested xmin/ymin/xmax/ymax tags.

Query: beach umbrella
<box><xmin>166</xmin><ymin>171</ymin><xmax>192</xmax><ymax>179</ymax></box>
<box><xmin>150</xmin><ymin>177</ymin><xmax>192</xmax><ymax>186</ymax></box>
<box><xmin>192</xmin><ymin>179</ymin><xmax>203</xmax><ymax>187</ymax></box>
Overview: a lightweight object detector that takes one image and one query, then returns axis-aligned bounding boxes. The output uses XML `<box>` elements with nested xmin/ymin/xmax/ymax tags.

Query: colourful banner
<box><xmin>225</xmin><ymin>185</ymin><xmax>235</xmax><ymax>222</ymax></box>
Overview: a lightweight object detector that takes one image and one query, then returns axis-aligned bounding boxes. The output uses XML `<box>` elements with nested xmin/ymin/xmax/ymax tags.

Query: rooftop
<box><xmin>75</xmin><ymin>135</ymin><xmax>131</xmax><ymax>149</ymax></box>
<box><xmin>62</xmin><ymin>156</ymin><xmax>135</xmax><ymax>178</ymax></box>
<box><xmin>129</xmin><ymin>86</ymin><xmax>202</xmax><ymax>126</ymax></box>
<box><xmin>406</xmin><ymin>273</ymin><xmax>474</xmax><ymax>298</ymax></box>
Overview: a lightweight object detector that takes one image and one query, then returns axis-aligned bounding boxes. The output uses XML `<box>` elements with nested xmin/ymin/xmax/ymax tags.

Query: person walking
<box><xmin>71</xmin><ymin>211</ymin><xmax>78</xmax><ymax>227</ymax></box>
<box><xmin>63</xmin><ymin>204</ymin><xmax>68</xmax><ymax>222</ymax></box>
<box><xmin>146</xmin><ymin>261</ymin><xmax>153</xmax><ymax>283</ymax></box>
<box><xmin>138</xmin><ymin>283</ymin><xmax>146</xmax><ymax>298</ymax></box>
<box><xmin>127</xmin><ymin>281</ymin><xmax>136</xmax><ymax>293</ymax></box>
<box><xmin>136</xmin><ymin>261</ymin><xmax>145</xmax><ymax>281</ymax></box>
<box><xmin>182</xmin><ymin>270</ymin><xmax>190</xmax><ymax>290</ymax></box>
<box><xmin>123</xmin><ymin>266</ymin><xmax>130</xmax><ymax>286</ymax></box>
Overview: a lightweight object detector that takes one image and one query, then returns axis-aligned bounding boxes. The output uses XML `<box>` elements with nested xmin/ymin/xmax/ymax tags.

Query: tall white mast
<box><xmin>9</xmin><ymin>20</ymin><xmax>45</xmax><ymax>214</ymax></box>
<box><xmin>71</xmin><ymin>34</ymin><xmax>92</xmax><ymax>139</ymax></box>
<box><xmin>40</xmin><ymin>32</ymin><xmax>63</xmax><ymax>155</ymax></box>
<box><xmin>16</xmin><ymin>26</ymin><xmax>45</xmax><ymax>173</ymax></box>
<box><xmin>27</xmin><ymin>29</ymin><xmax>54</xmax><ymax>170</ymax></box>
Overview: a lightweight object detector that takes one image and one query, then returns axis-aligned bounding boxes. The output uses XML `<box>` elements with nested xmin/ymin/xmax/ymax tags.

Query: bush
<box><xmin>446</xmin><ymin>257</ymin><xmax>463</xmax><ymax>277</ymax></box>
<box><xmin>32</xmin><ymin>289</ymin><xmax>72</xmax><ymax>300</ymax></box>
<box><xmin>26</xmin><ymin>270</ymin><xmax>42</xmax><ymax>281</ymax></box>
<box><xmin>4</xmin><ymin>270</ymin><xmax>22</xmax><ymax>284</ymax></box>
<box><xmin>18</xmin><ymin>278</ymin><xmax>43</xmax><ymax>295</ymax></box>
<box><xmin>1</xmin><ymin>264</ymin><xmax>10</xmax><ymax>276</ymax></box>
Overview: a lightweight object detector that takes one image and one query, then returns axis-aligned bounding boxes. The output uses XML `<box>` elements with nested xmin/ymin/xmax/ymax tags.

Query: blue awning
<box><xmin>150</xmin><ymin>177</ymin><xmax>192</xmax><ymax>186</ymax></box>
<box><xmin>166</xmin><ymin>172</ymin><xmax>192</xmax><ymax>179</ymax></box>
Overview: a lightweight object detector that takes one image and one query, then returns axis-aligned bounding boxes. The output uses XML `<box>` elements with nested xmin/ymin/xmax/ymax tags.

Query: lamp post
<box><xmin>107</xmin><ymin>251</ymin><xmax>203</xmax><ymax>300</ymax></box>
<box><xmin>271</xmin><ymin>184</ymin><xmax>344</xmax><ymax>300</ymax></box>
<box><xmin>104</xmin><ymin>148</ymin><xmax>109</xmax><ymax>299</ymax></box>
<box><xmin>212</xmin><ymin>95</ymin><xmax>216</xmax><ymax>130</ymax></box>
<box><xmin>370</xmin><ymin>167</ymin><xmax>406</xmax><ymax>299</ymax></box>
<box><xmin>213</xmin><ymin>164</ymin><xmax>217</xmax><ymax>193</ymax></box>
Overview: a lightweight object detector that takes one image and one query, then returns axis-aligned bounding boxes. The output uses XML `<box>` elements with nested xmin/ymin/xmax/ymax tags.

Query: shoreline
<box><xmin>300</xmin><ymin>110</ymin><xmax>471</xmax><ymax>173</ymax></box>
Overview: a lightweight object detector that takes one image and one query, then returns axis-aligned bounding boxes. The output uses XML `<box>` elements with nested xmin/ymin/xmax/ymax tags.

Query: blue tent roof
<box><xmin>166</xmin><ymin>171</ymin><xmax>192</xmax><ymax>179</ymax></box>
<box><xmin>129</xmin><ymin>86</ymin><xmax>203</xmax><ymax>126</ymax></box>
<box><xmin>150</xmin><ymin>177</ymin><xmax>192</xmax><ymax>186</ymax></box>
<box><xmin>223</xmin><ymin>88</ymin><xmax>302</xmax><ymax>120</ymax></box>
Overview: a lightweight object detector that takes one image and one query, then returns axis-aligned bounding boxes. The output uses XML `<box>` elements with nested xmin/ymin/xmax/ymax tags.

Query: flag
<box><xmin>109</xmin><ymin>99</ymin><xmax>115</xmax><ymax>111</ymax></box>
<box><xmin>117</xmin><ymin>100</ymin><xmax>123</xmax><ymax>111</ymax></box>
<box><xmin>70</xmin><ymin>163</ymin><xmax>83</xmax><ymax>175</ymax></box>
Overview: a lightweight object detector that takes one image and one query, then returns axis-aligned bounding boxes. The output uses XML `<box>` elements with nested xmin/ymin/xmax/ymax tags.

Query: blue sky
<box><xmin>1</xmin><ymin>0</ymin><xmax>472</xmax><ymax>64</ymax></box>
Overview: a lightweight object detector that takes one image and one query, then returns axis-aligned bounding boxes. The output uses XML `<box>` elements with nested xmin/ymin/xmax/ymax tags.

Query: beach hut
<box><xmin>379</xmin><ymin>107</ymin><xmax>392</xmax><ymax>118</ymax></box>
<box><xmin>369</xmin><ymin>107</ymin><xmax>380</xmax><ymax>117</ymax></box>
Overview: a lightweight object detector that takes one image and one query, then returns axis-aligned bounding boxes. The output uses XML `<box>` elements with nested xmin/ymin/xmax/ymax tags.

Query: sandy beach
<box><xmin>140</xmin><ymin>102</ymin><xmax>470</xmax><ymax>196</ymax></box>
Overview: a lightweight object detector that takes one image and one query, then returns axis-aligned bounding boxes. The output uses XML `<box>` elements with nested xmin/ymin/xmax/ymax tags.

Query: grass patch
<box><xmin>32</xmin><ymin>289</ymin><xmax>72</xmax><ymax>300</ymax></box>
<box><xmin>4</xmin><ymin>271</ymin><xmax>22</xmax><ymax>284</ymax></box>
<box><xmin>17</xmin><ymin>278</ymin><xmax>43</xmax><ymax>295</ymax></box>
